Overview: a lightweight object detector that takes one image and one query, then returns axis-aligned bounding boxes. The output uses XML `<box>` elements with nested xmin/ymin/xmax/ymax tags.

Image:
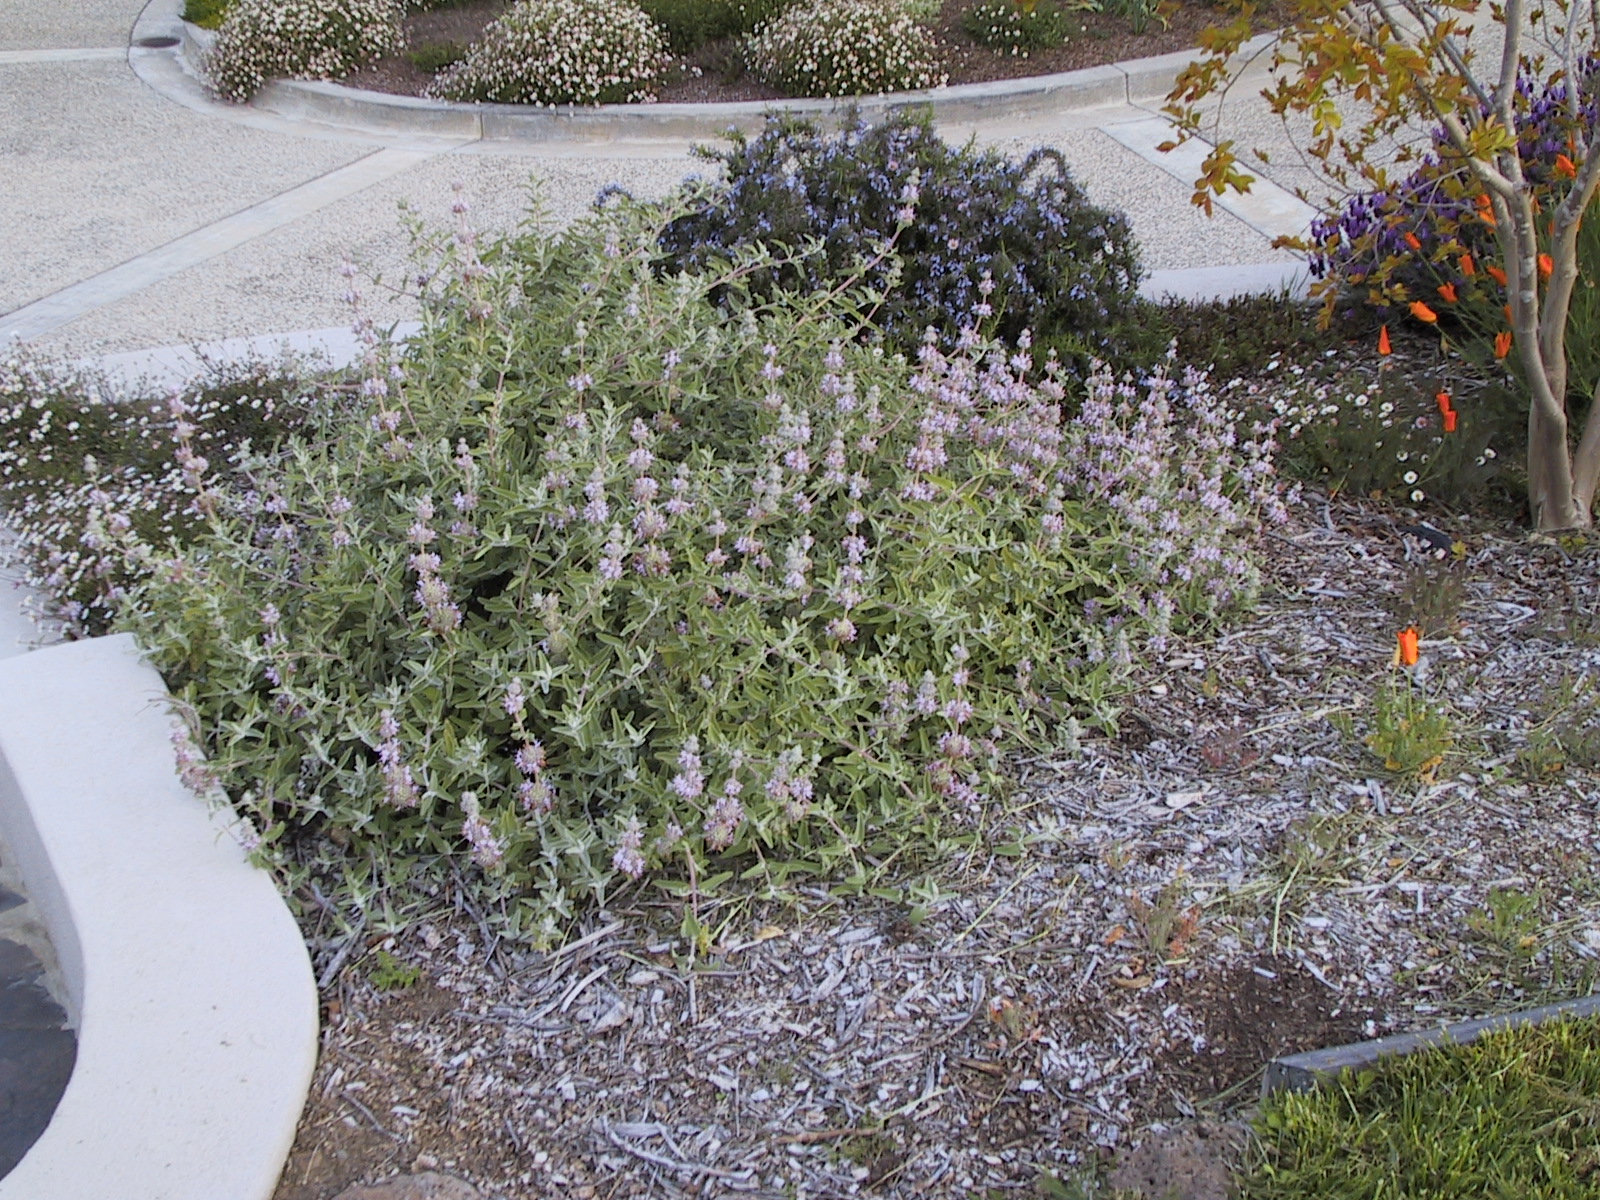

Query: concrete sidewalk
<box><xmin>1</xmin><ymin>0</ymin><xmax>1314</xmax><ymax>365</ymax></box>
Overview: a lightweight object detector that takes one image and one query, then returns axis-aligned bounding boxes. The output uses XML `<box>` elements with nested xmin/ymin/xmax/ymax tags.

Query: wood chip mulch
<box><xmin>275</xmin><ymin>485</ymin><xmax>1600</xmax><ymax>1200</ymax></box>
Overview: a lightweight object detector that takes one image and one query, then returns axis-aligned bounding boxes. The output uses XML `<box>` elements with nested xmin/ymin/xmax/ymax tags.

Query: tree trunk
<box><xmin>1526</xmin><ymin>401</ymin><xmax>1592</xmax><ymax>530</ymax></box>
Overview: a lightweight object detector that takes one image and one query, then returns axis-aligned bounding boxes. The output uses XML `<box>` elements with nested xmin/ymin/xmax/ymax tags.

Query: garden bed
<box><xmin>271</xmin><ymin>480</ymin><xmax>1600</xmax><ymax>1200</ymax></box>
<box><xmin>337</xmin><ymin>0</ymin><xmax>1280</xmax><ymax>104</ymax></box>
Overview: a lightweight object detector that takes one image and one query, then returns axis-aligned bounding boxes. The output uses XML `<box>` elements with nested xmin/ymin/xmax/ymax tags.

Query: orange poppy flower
<box><xmin>1435</xmin><ymin>390</ymin><xmax>1453</xmax><ymax>415</ymax></box>
<box><xmin>1460</xmin><ymin>254</ymin><xmax>1476</xmax><ymax>277</ymax></box>
<box><xmin>1437</xmin><ymin>282</ymin><xmax>1458</xmax><ymax>303</ymax></box>
<box><xmin>1410</xmin><ymin>301</ymin><xmax>1439</xmax><ymax>323</ymax></box>
<box><xmin>1495</xmin><ymin>330</ymin><xmax>1513</xmax><ymax>358</ymax></box>
<box><xmin>1397</xmin><ymin>626</ymin><xmax>1420</xmax><ymax>666</ymax></box>
<box><xmin>1443</xmin><ymin>409</ymin><xmax>1458</xmax><ymax>432</ymax></box>
<box><xmin>1378</xmin><ymin>324</ymin><xmax>1393</xmax><ymax>355</ymax></box>
<box><xmin>1538</xmin><ymin>253</ymin><xmax>1554</xmax><ymax>277</ymax></box>
<box><xmin>1555</xmin><ymin>154</ymin><xmax>1578</xmax><ymax>179</ymax></box>
<box><xmin>1478</xmin><ymin>194</ymin><xmax>1497</xmax><ymax>226</ymax></box>
<box><xmin>1404</xmin><ymin>232</ymin><xmax>1422</xmax><ymax>250</ymax></box>
<box><xmin>1487</xmin><ymin>265</ymin><xmax>1508</xmax><ymax>286</ymax></box>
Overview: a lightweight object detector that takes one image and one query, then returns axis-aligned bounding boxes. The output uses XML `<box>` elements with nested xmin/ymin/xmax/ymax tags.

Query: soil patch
<box><xmin>342</xmin><ymin>0</ymin><xmax>1283</xmax><ymax>103</ymax></box>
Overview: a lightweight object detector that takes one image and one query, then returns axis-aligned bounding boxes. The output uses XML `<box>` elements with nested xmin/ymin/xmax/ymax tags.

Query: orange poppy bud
<box><xmin>1487</xmin><ymin>265</ymin><xmax>1508</xmax><ymax>286</ymax></box>
<box><xmin>1435</xmin><ymin>390</ymin><xmax>1453</xmax><ymax>415</ymax></box>
<box><xmin>1378</xmin><ymin>324</ymin><xmax>1392</xmax><ymax>355</ymax></box>
<box><xmin>1443</xmin><ymin>409</ymin><xmax>1458</xmax><ymax>432</ymax></box>
<box><xmin>1478</xmin><ymin>194</ymin><xmax>1497</xmax><ymax>226</ymax></box>
<box><xmin>1397</xmin><ymin>627</ymin><xmax>1420</xmax><ymax>666</ymax></box>
<box><xmin>1538</xmin><ymin>253</ymin><xmax>1553</xmax><ymax>277</ymax></box>
<box><xmin>1404</xmin><ymin>232</ymin><xmax>1422</xmax><ymax>250</ymax></box>
<box><xmin>1410</xmin><ymin>301</ymin><xmax>1439</xmax><ymax>323</ymax></box>
<box><xmin>1555</xmin><ymin>154</ymin><xmax>1578</xmax><ymax>179</ymax></box>
<box><xmin>1495</xmin><ymin>330</ymin><xmax>1513</xmax><ymax>358</ymax></box>
<box><xmin>1437</xmin><ymin>282</ymin><xmax>1458</xmax><ymax>303</ymax></box>
<box><xmin>1460</xmin><ymin>254</ymin><xmax>1476</xmax><ymax>277</ymax></box>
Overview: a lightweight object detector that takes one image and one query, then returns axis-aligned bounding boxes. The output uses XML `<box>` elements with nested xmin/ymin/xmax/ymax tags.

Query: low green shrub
<box><xmin>1242</xmin><ymin>1016</ymin><xmax>1600</xmax><ymax>1200</ymax></box>
<box><xmin>116</xmin><ymin>197</ymin><xmax>1283</xmax><ymax>944</ymax></box>
<box><xmin>637</xmin><ymin>0</ymin><xmax>796</xmax><ymax>54</ymax></box>
<box><xmin>404</xmin><ymin>38</ymin><xmax>467</xmax><ymax>73</ymax></box>
<box><xmin>204</xmin><ymin>0</ymin><xmax>404</xmax><ymax>103</ymax></box>
<box><xmin>961</xmin><ymin>0</ymin><xmax>1073</xmax><ymax>53</ymax></box>
<box><xmin>427</xmin><ymin>0</ymin><xmax>668</xmax><ymax>104</ymax></box>
<box><xmin>650</xmin><ymin>110</ymin><xmax>1144</xmax><ymax>359</ymax></box>
<box><xmin>182</xmin><ymin>0</ymin><xmax>235</xmax><ymax>31</ymax></box>
<box><xmin>0</xmin><ymin>350</ymin><xmax>335</xmax><ymax>635</ymax></box>
<box><xmin>743</xmin><ymin>0</ymin><xmax>946</xmax><ymax>98</ymax></box>
<box><xmin>1239</xmin><ymin>355</ymin><xmax>1521</xmax><ymax>514</ymax></box>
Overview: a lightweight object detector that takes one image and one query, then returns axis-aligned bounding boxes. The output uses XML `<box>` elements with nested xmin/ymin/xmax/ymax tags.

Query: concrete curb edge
<box><xmin>174</xmin><ymin>14</ymin><xmax>1278</xmax><ymax>145</ymax></box>
<box><xmin>1264</xmin><ymin>992</ymin><xmax>1600</xmax><ymax>1095</ymax></box>
<box><xmin>0</xmin><ymin>634</ymin><xmax>318</xmax><ymax>1200</ymax></box>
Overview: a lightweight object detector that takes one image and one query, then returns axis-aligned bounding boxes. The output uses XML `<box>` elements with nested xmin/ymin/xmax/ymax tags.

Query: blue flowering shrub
<box><xmin>652</xmin><ymin>111</ymin><xmax>1144</xmax><ymax>361</ymax></box>
<box><xmin>743</xmin><ymin>0</ymin><xmax>946</xmax><ymax>98</ymax></box>
<box><xmin>110</xmin><ymin>195</ymin><xmax>1284</xmax><ymax>943</ymax></box>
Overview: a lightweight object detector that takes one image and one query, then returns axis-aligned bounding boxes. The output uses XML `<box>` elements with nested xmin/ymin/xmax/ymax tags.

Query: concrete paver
<box><xmin>3</xmin><ymin>25</ymin><xmax>1319</xmax><ymax>360</ymax></box>
<box><xmin>0</xmin><ymin>60</ymin><xmax>365</xmax><ymax>316</ymax></box>
<box><xmin>0</xmin><ymin>0</ymin><xmax>145</xmax><ymax>53</ymax></box>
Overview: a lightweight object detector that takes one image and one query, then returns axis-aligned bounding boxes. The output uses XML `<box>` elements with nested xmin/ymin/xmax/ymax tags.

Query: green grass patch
<box><xmin>1241</xmin><ymin>1013</ymin><xmax>1600</xmax><ymax>1199</ymax></box>
<box><xmin>182</xmin><ymin>0</ymin><xmax>235</xmax><ymax>29</ymax></box>
<box><xmin>404</xmin><ymin>39</ymin><xmax>468</xmax><ymax>73</ymax></box>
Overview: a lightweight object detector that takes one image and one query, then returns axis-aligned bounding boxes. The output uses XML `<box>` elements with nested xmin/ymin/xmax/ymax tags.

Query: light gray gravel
<box><xmin>0</xmin><ymin>0</ymin><xmax>143</xmax><ymax>53</ymax></box>
<box><xmin>28</xmin><ymin>149</ymin><xmax>698</xmax><ymax>358</ymax></box>
<box><xmin>0</xmin><ymin>59</ymin><xmax>363</xmax><ymax>315</ymax></box>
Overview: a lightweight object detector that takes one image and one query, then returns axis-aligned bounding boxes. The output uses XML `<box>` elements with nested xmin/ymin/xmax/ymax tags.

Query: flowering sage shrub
<box><xmin>427</xmin><ymin>0</ymin><xmax>668</xmax><ymax>104</ymax></box>
<box><xmin>652</xmin><ymin>111</ymin><xmax>1143</xmax><ymax>357</ymax></box>
<box><xmin>743</xmin><ymin>0</ymin><xmax>946</xmax><ymax>97</ymax></box>
<box><xmin>119</xmin><ymin>197</ymin><xmax>1282</xmax><ymax>943</ymax></box>
<box><xmin>206</xmin><ymin>0</ymin><xmax>403</xmax><ymax>103</ymax></box>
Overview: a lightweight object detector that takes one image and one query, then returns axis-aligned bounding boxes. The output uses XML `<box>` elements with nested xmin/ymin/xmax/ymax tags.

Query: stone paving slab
<box><xmin>0</xmin><ymin>59</ymin><xmax>365</xmax><ymax>316</ymax></box>
<box><xmin>25</xmin><ymin>148</ymin><xmax>694</xmax><ymax>357</ymax></box>
<box><xmin>0</xmin><ymin>0</ymin><xmax>143</xmax><ymax>53</ymax></box>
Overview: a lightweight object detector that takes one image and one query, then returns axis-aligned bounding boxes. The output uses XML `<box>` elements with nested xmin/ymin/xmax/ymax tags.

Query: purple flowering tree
<box><xmin>1165</xmin><ymin>0</ymin><xmax>1600</xmax><ymax>530</ymax></box>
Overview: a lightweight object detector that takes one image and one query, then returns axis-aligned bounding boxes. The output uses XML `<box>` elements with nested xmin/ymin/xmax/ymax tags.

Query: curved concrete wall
<box><xmin>0</xmin><ymin>634</ymin><xmax>317</xmax><ymax>1200</ymax></box>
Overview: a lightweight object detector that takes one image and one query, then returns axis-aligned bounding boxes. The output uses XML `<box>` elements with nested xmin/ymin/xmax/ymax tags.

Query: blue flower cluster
<box><xmin>651</xmin><ymin>109</ymin><xmax>1145</xmax><ymax>354</ymax></box>
<box><xmin>1310</xmin><ymin>56</ymin><xmax>1598</xmax><ymax>318</ymax></box>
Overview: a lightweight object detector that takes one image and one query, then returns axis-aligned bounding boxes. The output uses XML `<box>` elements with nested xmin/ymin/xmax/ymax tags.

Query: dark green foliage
<box><xmin>182</xmin><ymin>0</ymin><xmax>235</xmax><ymax>28</ymax></box>
<box><xmin>961</xmin><ymin>0</ymin><xmax>1073</xmax><ymax>52</ymax></box>
<box><xmin>637</xmin><ymin>0</ymin><xmax>796</xmax><ymax>53</ymax></box>
<box><xmin>651</xmin><ymin>110</ymin><xmax>1144</xmax><ymax>360</ymax></box>
<box><xmin>405</xmin><ymin>39</ymin><xmax>468</xmax><ymax>72</ymax></box>
<box><xmin>1149</xmin><ymin>289</ymin><xmax>1344</xmax><ymax>380</ymax></box>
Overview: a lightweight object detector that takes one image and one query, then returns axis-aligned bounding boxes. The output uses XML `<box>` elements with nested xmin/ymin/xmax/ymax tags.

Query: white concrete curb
<box><xmin>171</xmin><ymin>11</ymin><xmax>1277</xmax><ymax>146</ymax></box>
<box><xmin>0</xmin><ymin>634</ymin><xmax>317</xmax><ymax>1200</ymax></box>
